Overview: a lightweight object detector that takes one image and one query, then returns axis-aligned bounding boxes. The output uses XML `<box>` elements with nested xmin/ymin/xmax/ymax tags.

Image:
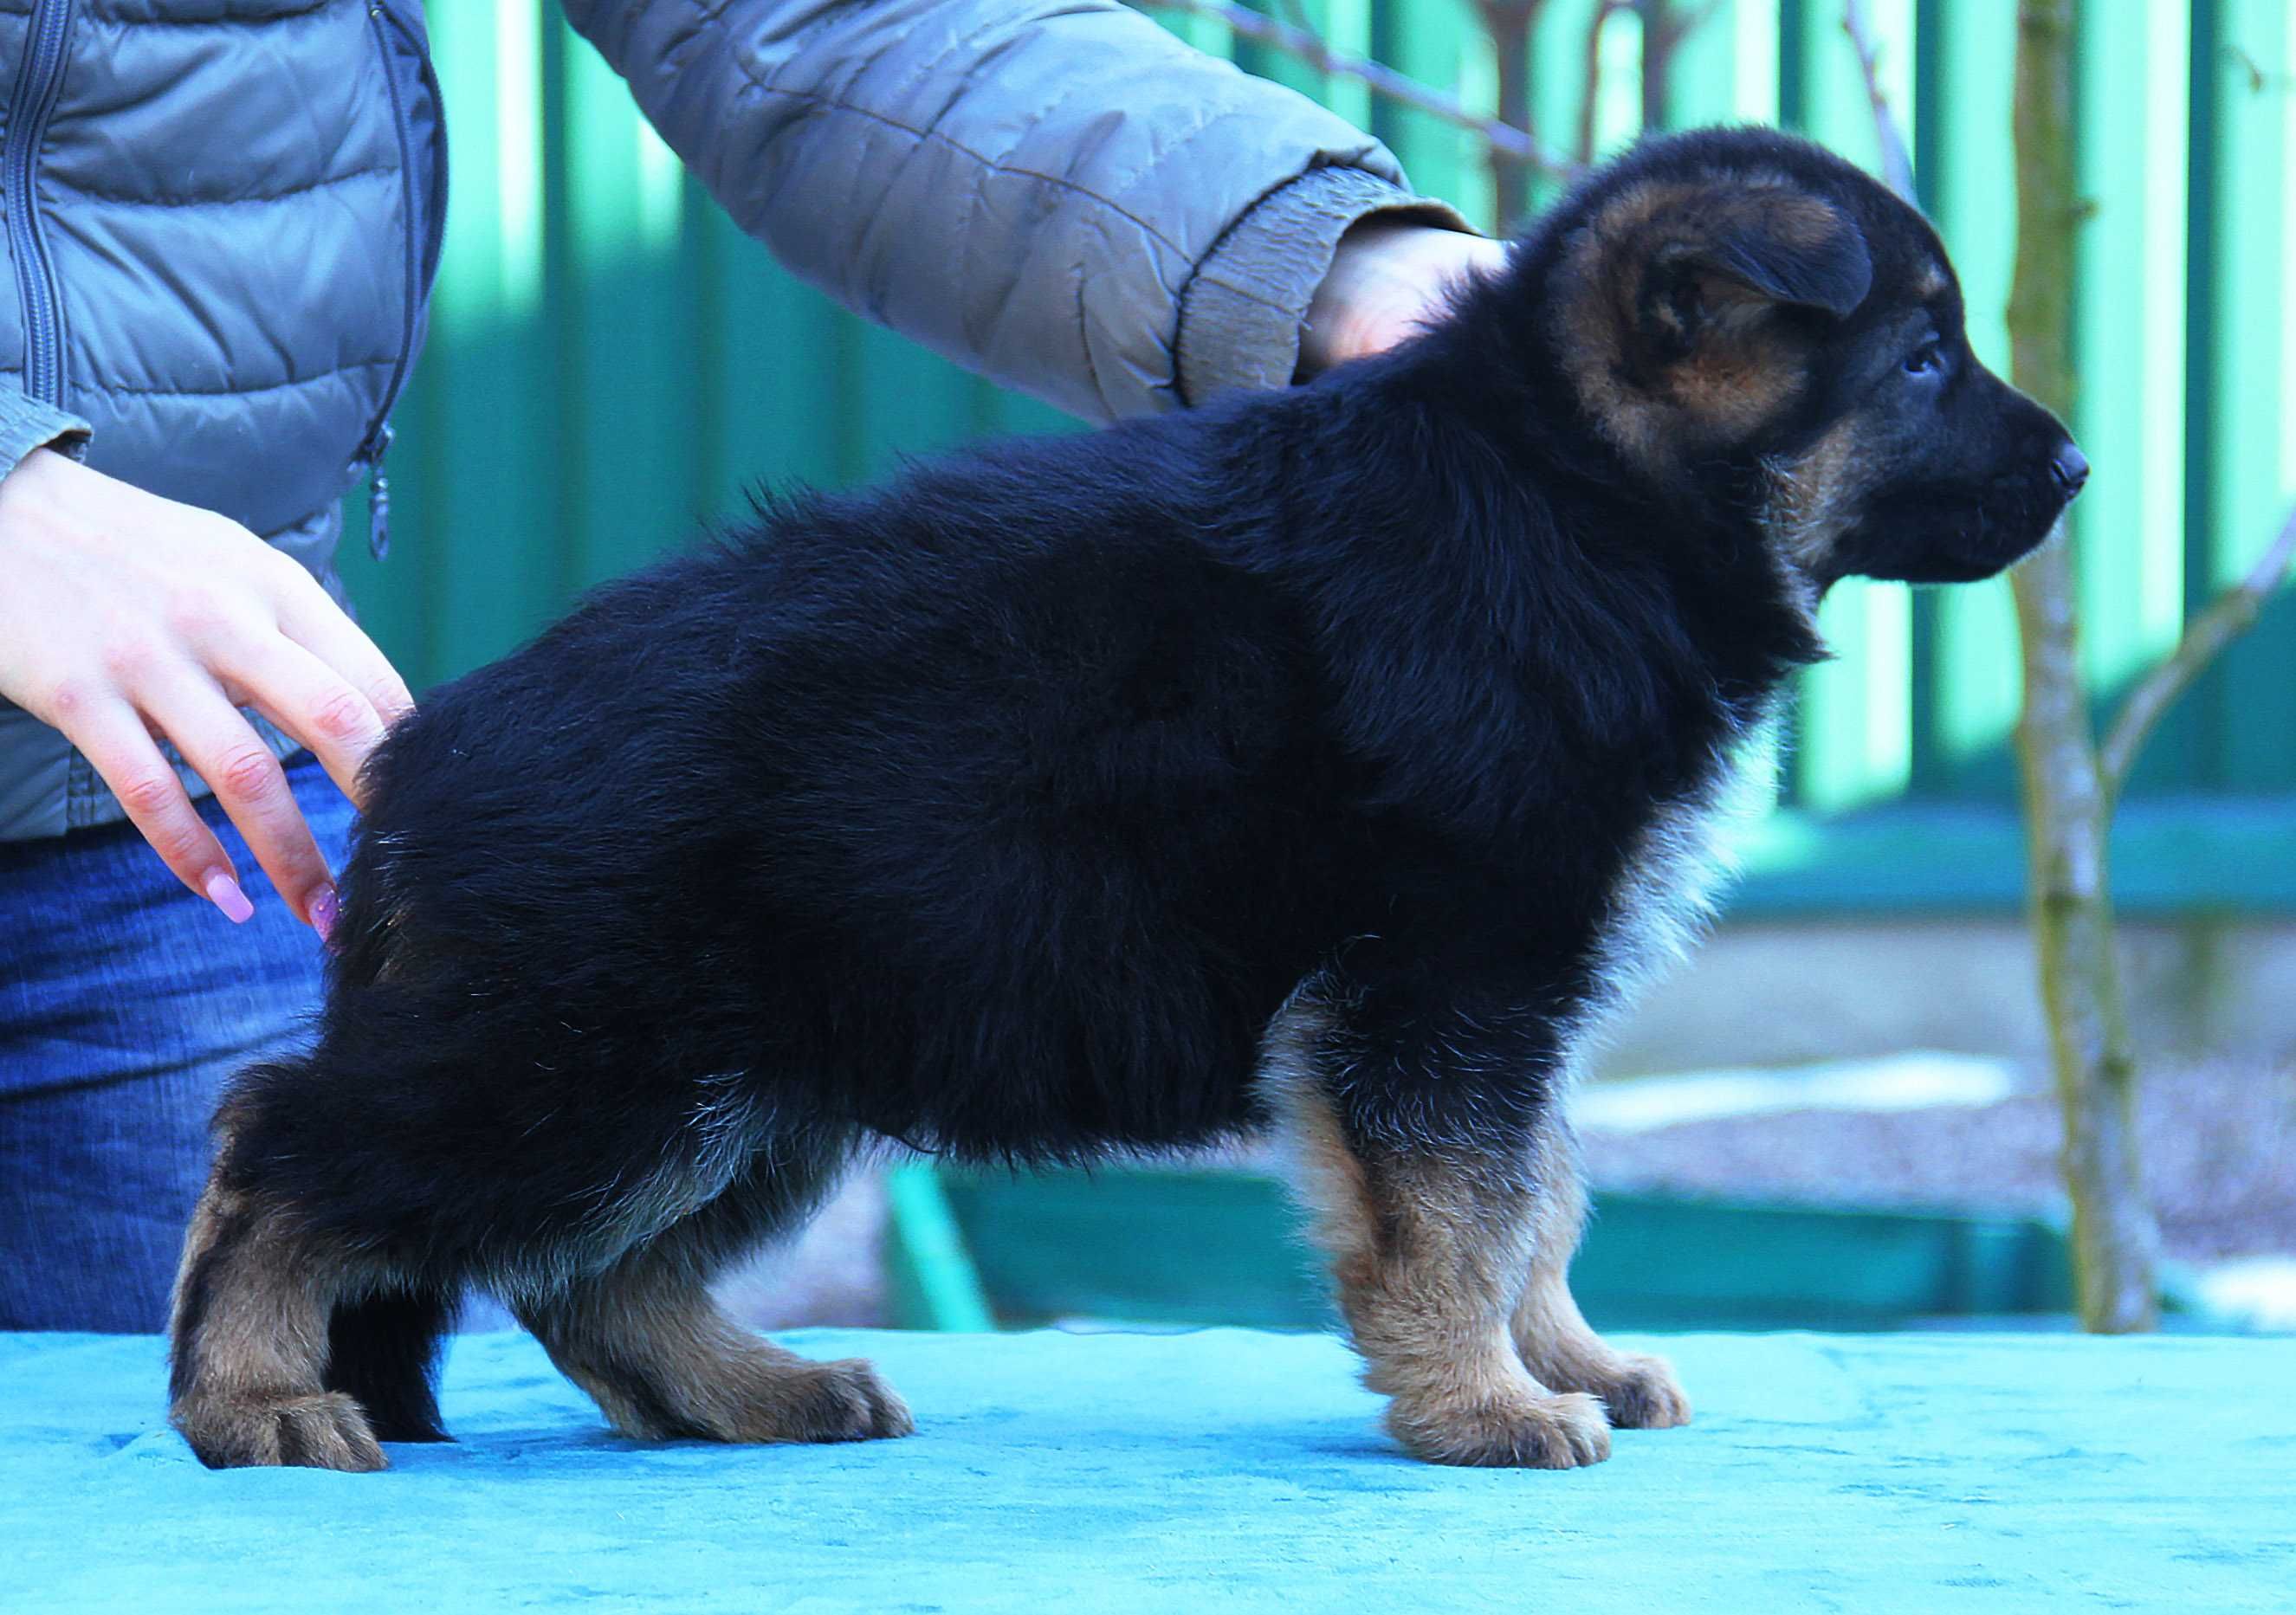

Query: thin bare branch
<box><xmin>1471</xmin><ymin>0</ymin><xmax>1554</xmax><ymax>228</ymax></box>
<box><xmin>1575</xmin><ymin>0</ymin><xmax>1635</xmax><ymax>165</ymax></box>
<box><xmin>1132</xmin><ymin>0</ymin><xmax>1579</xmax><ymax>179</ymax></box>
<box><xmin>1843</xmin><ymin>0</ymin><xmax>1918</xmax><ymax>201</ymax></box>
<box><xmin>1272</xmin><ymin>0</ymin><xmax>1321</xmax><ymax>40</ymax></box>
<box><xmin>2101</xmin><ymin>502</ymin><xmax>2296</xmax><ymax>798</ymax></box>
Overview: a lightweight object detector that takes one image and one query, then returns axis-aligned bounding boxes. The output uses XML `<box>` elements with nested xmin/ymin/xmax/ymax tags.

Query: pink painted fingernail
<box><xmin>204</xmin><ymin>871</ymin><xmax>255</xmax><ymax>924</ymax></box>
<box><xmin>309</xmin><ymin>884</ymin><xmax>339</xmax><ymax>943</ymax></box>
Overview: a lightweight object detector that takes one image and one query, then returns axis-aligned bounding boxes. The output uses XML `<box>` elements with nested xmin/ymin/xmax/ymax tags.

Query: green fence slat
<box><xmin>556</xmin><ymin>22</ymin><xmax>702</xmax><ymax>591</ymax></box>
<box><xmin>1322</xmin><ymin>0</ymin><xmax>1376</xmax><ymax>131</ymax></box>
<box><xmin>1147</xmin><ymin>0</ymin><xmax>1228</xmax><ymax>55</ymax></box>
<box><xmin>1374</xmin><ymin>0</ymin><xmax>1478</xmax><ymax>224</ymax></box>
<box><xmin>2070</xmin><ymin>0</ymin><xmax>2196</xmax><ymax>795</ymax></box>
<box><xmin>1730</xmin><ymin>0</ymin><xmax>1784</xmax><ymax>122</ymax></box>
<box><xmin>1233</xmin><ymin>0</ymin><xmax>1324</xmax><ymax>103</ymax></box>
<box><xmin>982</xmin><ymin>388</ymin><xmax>1085</xmax><ymax>441</ymax></box>
<box><xmin>1530</xmin><ymin>0</ymin><xmax>1602</xmax><ymax>187</ymax></box>
<box><xmin>693</xmin><ymin>212</ymin><xmax>844</xmax><ymax>512</ymax></box>
<box><xmin>1790</xmin><ymin>0</ymin><xmax>1914</xmax><ymax>171</ymax></box>
<box><xmin>401</xmin><ymin>0</ymin><xmax>559</xmax><ymax>691</ymax></box>
<box><xmin>850</xmin><ymin>326</ymin><xmax>999</xmax><ymax>483</ymax></box>
<box><xmin>1662</xmin><ymin>1</ymin><xmax>1758</xmax><ymax>130</ymax></box>
<box><xmin>2192</xmin><ymin>0</ymin><xmax>2293</xmax><ymax>791</ymax></box>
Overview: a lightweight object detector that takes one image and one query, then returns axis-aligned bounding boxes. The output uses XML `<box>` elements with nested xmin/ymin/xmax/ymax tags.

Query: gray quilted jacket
<box><xmin>0</xmin><ymin>0</ymin><xmax>1464</xmax><ymax>843</ymax></box>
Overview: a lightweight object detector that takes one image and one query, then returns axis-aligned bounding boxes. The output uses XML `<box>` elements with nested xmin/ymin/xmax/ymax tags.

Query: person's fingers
<box><xmin>54</xmin><ymin>690</ymin><xmax>250</xmax><ymax>922</ymax></box>
<box><xmin>215</xmin><ymin>635</ymin><xmax>388</xmax><ymax>813</ymax></box>
<box><xmin>138</xmin><ymin>677</ymin><xmax>333</xmax><ymax>927</ymax></box>
<box><xmin>267</xmin><ymin>561</ymin><xmax>416</xmax><ymax>733</ymax></box>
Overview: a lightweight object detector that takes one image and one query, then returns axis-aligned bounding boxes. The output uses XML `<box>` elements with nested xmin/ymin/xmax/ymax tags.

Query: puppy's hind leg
<box><xmin>325</xmin><ymin>1288</ymin><xmax>456</xmax><ymax>1444</ymax></box>
<box><xmin>169</xmin><ymin>1128</ymin><xmax>385</xmax><ymax>1472</ymax></box>
<box><xmin>1508</xmin><ymin>1118</ymin><xmax>1690</xmax><ymax>1430</ymax></box>
<box><xmin>511</xmin><ymin>1147</ymin><xmax>913</xmax><ymax>1447</ymax></box>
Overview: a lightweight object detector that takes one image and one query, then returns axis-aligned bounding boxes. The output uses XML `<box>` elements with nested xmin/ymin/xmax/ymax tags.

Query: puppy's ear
<box><xmin>1553</xmin><ymin>178</ymin><xmax>1869</xmax><ymax>471</ymax></box>
<box><xmin>1638</xmin><ymin>190</ymin><xmax>1872</xmax><ymax>353</ymax></box>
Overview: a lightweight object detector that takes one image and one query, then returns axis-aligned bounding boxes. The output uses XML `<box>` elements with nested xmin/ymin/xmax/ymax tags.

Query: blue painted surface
<box><xmin>8</xmin><ymin>1328</ymin><xmax>2292</xmax><ymax>1610</ymax></box>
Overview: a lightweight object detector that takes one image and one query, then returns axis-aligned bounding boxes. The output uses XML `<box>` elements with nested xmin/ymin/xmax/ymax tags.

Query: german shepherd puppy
<box><xmin>170</xmin><ymin>127</ymin><xmax>2085</xmax><ymax>1471</ymax></box>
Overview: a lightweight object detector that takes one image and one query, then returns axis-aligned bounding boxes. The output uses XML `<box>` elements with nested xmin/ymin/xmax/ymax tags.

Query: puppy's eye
<box><xmin>1904</xmin><ymin>341</ymin><xmax>1945</xmax><ymax>378</ymax></box>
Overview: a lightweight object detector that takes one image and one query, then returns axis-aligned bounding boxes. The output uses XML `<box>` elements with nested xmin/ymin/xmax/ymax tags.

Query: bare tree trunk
<box><xmin>1475</xmin><ymin>0</ymin><xmax>1546</xmax><ymax>229</ymax></box>
<box><xmin>1640</xmin><ymin>1</ymin><xmax>1672</xmax><ymax>131</ymax></box>
<box><xmin>2005</xmin><ymin>0</ymin><xmax>2160</xmax><ymax>1332</ymax></box>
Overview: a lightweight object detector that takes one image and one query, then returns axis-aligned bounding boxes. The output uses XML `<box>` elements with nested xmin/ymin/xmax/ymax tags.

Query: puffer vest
<box><xmin>0</xmin><ymin>0</ymin><xmax>443</xmax><ymax>840</ymax></box>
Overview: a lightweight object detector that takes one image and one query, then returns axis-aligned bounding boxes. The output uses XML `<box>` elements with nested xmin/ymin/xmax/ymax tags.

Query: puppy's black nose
<box><xmin>2051</xmin><ymin>443</ymin><xmax>2090</xmax><ymax>497</ymax></box>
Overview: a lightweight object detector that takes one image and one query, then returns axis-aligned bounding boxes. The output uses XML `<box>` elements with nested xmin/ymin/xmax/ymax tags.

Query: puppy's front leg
<box><xmin>1510</xmin><ymin>1117</ymin><xmax>1691</xmax><ymax>1431</ymax></box>
<box><xmin>1260</xmin><ymin>992</ymin><xmax>1611</xmax><ymax>1469</ymax></box>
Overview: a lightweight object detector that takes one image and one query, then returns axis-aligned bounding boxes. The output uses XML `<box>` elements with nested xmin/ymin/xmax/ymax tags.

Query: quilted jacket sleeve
<box><xmin>557</xmin><ymin>0</ymin><xmax>1471</xmax><ymax>423</ymax></box>
<box><xmin>0</xmin><ymin>380</ymin><xmax>90</xmax><ymax>481</ymax></box>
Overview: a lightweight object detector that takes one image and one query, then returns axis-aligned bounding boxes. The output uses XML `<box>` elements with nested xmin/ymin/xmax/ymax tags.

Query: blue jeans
<box><xmin>0</xmin><ymin>752</ymin><xmax>351</xmax><ymax>1331</ymax></box>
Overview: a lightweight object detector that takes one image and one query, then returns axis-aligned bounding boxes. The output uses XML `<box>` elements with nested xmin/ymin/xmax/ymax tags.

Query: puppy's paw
<box><xmin>1385</xmin><ymin>1388</ymin><xmax>1612</xmax><ymax>1469</ymax></box>
<box><xmin>1591</xmin><ymin>1353</ymin><xmax>1691</xmax><ymax>1430</ymax></box>
<box><xmin>175</xmin><ymin>1391</ymin><xmax>387</xmax><ymax>1472</ymax></box>
<box><xmin>816</xmin><ymin>1356</ymin><xmax>915</xmax><ymax>1441</ymax></box>
<box><xmin>723</xmin><ymin>1357</ymin><xmax>914</xmax><ymax>1444</ymax></box>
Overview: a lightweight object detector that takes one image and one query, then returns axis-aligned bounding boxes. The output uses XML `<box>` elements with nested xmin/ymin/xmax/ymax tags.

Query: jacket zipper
<box><xmin>5</xmin><ymin>0</ymin><xmax>78</xmax><ymax>406</ymax></box>
<box><xmin>359</xmin><ymin>0</ymin><xmax>431</xmax><ymax>560</ymax></box>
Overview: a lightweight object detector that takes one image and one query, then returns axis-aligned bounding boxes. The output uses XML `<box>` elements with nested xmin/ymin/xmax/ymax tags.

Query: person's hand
<box><xmin>0</xmin><ymin>447</ymin><xmax>413</xmax><ymax>933</ymax></box>
<box><xmin>1299</xmin><ymin>221</ymin><xmax>1511</xmax><ymax>375</ymax></box>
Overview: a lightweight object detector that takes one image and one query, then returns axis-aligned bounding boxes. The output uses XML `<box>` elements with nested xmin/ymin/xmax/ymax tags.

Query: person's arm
<box><xmin>559</xmin><ymin>0</ymin><xmax>1480</xmax><ymax>423</ymax></box>
<box><xmin>0</xmin><ymin>385</ymin><xmax>412</xmax><ymax>931</ymax></box>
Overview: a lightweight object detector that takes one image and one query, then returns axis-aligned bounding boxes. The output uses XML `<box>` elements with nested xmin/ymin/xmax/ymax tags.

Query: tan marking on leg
<box><xmin>168</xmin><ymin>1165</ymin><xmax>382</xmax><ymax>1472</ymax></box>
<box><xmin>517</xmin><ymin>1229</ymin><xmax>911</xmax><ymax>1446</ymax></box>
<box><xmin>1508</xmin><ymin>1121</ymin><xmax>1691</xmax><ymax>1430</ymax></box>
<box><xmin>1259</xmin><ymin>1008</ymin><xmax>1610</xmax><ymax>1469</ymax></box>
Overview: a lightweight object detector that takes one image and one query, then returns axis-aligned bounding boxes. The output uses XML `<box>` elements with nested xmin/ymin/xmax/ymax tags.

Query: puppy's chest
<box><xmin>1575</xmin><ymin>714</ymin><xmax>1780</xmax><ymax>1034</ymax></box>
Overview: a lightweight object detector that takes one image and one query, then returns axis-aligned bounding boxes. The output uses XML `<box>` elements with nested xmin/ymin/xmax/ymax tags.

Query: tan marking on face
<box><xmin>1914</xmin><ymin>259</ymin><xmax>1950</xmax><ymax>301</ymax></box>
<box><xmin>1758</xmin><ymin>415</ymin><xmax>1871</xmax><ymax>578</ymax></box>
<box><xmin>1669</xmin><ymin>337</ymin><xmax>1808</xmax><ymax>436</ymax></box>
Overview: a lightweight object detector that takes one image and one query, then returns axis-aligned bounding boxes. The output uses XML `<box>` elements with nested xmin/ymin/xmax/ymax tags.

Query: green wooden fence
<box><xmin>338</xmin><ymin>0</ymin><xmax>2296</xmax><ymax>915</ymax></box>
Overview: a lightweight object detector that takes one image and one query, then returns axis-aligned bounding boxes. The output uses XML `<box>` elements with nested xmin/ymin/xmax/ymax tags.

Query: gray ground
<box><xmin>1580</xmin><ymin>1055</ymin><xmax>2296</xmax><ymax>1263</ymax></box>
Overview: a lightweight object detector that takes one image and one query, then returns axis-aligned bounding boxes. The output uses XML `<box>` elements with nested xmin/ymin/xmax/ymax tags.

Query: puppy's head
<box><xmin>1535</xmin><ymin>126</ymin><xmax>2084</xmax><ymax>588</ymax></box>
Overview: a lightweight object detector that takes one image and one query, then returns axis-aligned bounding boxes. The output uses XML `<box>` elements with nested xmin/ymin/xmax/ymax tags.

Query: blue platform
<box><xmin>7</xmin><ymin>1328</ymin><xmax>2291</xmax><ymax>1611</ymax></box>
